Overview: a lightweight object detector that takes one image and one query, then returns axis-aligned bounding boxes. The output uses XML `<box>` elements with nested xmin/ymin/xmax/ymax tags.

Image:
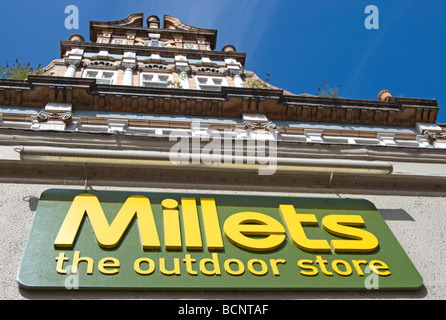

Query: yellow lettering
<box><xmin>369</xmin><ymin>260</ymin><xmax>391</xmax><ymax>276</ymax></box>
<box><xmin>297</xmin><ymin>259</ymin><xmax>319</xmax><ymax>276</ymax></box>
<box><xmin>54</xmin><ymin>194</ymin><xmax>160</xmax><ymax>250</ymax></box>
<box><xmin>298</xmin><ymin>257</ymin><xmax>391</xmax><ymax>277</ymax></box>
<box><xmin>54</xmin><ymin>194</ymin><xmax>383</xmax><ymax>258</ymax></box>
<box><xmin>200</xmin><ymin>198</ymin><xmax>224</xmax><ymax>251</ymax></box>
<box><xmin>332</xmin><ymin>259</ymin><xmax>353</xmax><ymax>276</ymax></box>
<box><xmin>183</xmin><ymin>254</ymin><xmax>198</xmax><ymax>275</ymax></box>
<box><xmin>279</xmin><ymin>205</ymin><xmax>331</xmax><ymax>253</ymax></box>
<box><xmin>134</xmin><ymin>257</ymin><xmax>156</xmax><ymax>275</ymax></box>
<box><xmin>224</xmin><ymin>259</ymin><xmax>245</xmax><ymax>276</ymax></box>
<box><xmin>71</xmin><ymin>251</ymin><xmax>93</xmax><ymax>275</ymax></box>
<box><xmin>55</xmin><ymin>252</ymin><xmax>69</xmax><ymax>274</ymax></box>
<box><xmin>199</xmin><ymin>253</ymin><xmax>221</xmax><ymax>276</ymax></box>
<box><xmin>224</xmin><ymin>212</ymin><xmax>286</xmax><ymax>252</ymax></box>
<box><xmin>159</xmin><ymin>257</ymin><xmax>181</xmax><ymax>275</ymax></box>
<box><xmin>181</xmin><ymin>198</ymin><xmax>203</xmax><ymax>250</ymax></box>
<box><xmin>247</xmin><ymin>259</ymin><xmax>268</xmax><ymax>276</ymax></box>
<box><xmin>162</xmin><ymin>199</ymin><xmax>182</xmax><ymax>250</ymax></box>
<box><xmin>315</xmin><ymin>255</ymin><xmax>333</xmax><ymax>276</ymax></box>
<box><xmin>98</xmin><ymin>257</ymin><xmax>120</xmax><ymax>275</ymax></box>
<box><xmin>322</xmin><ymin>215</ymin><xmax>379</xmax><ymax>253</ymax></box>
<box><xmin>352</xmin><ymin>259</ymin><xmax>368</xmax><ymax>276</ymax></box>
<box><xmin>269</xmin><ymin>259</ymin><xmax>286</xmax><ymax>276</ymax></box>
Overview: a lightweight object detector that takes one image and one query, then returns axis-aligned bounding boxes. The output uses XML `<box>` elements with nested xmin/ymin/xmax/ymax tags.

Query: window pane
<box><xmin>146</xmin><ymin>40</ymin><xmax>164</xmax><ymax>47</ymax></box>
<box><xmin>102</xmin><ymin>72</ymin><xmax>114</xmax><ymax>79</ymax></box>
<box><xmin>143</xmin><ymin>74</ymin><xmax>154</xmax><ymax>81</ymax></box>
<box><xmin>86</xmin><ymin>71</ymin><xmax>98</xmax><ymax>78</ymax></box>
<box><xmin>158</xmin><ymin>75</ymin><xmax>169</xmax><ymax>82</ymax></box>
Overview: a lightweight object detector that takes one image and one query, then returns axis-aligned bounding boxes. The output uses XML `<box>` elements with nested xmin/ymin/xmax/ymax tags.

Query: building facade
<box><xmin>0</xmin><ymin>13</ymin><xmax>445</xmax><ymax>299</ymax></box>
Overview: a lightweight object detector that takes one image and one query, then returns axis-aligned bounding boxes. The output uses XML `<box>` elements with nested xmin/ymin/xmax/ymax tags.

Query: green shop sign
<box><xmin>17</xmin><ymin>189</ymin><xmax>422</xmax><ymax>290</ymax></box>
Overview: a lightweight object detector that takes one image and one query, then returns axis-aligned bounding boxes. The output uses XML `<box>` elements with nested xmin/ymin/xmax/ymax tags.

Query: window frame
<box><xmin>82</xmin><ymin>69</ymin><xmax>117</xmax><ymax>85</ymax></box>
<box><xmin>183</xmin><ymin>43</ymin><xmax>197</xmax><ymax>50</ymax></box>
<box><xmin>194</xmin><ymin>75</ymin><xmax>228</xmax><ymax>91</ymax></box>
<box><xmin>145</xmin><ymin>40</ymin><xmax>165</xmax><ymax>48</ymax></box>
<box><xmin>111</xmin><ymin>38</ymin><xmax>126</xmax><ymax>45</ymax></box>
<box><xmin>139</xmin><ymin>72</ymin><xmax>173</xmax><ymax>88</ymax></box>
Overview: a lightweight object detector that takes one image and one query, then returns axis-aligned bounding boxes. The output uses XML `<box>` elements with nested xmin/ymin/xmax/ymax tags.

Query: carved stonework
<box><xmin>175</xmin><ymin>65</ymin><xmax>191</xmax><ymax>73</ymax></box>
<box><xmin>424</xmin><ymin>130</ymin><xmax>446</xmax><ymax>143</ymax></box>
<box><xmin>243</xmin><ymin>120</ymin><xmax>277</xmax><ymax>131</ymax></box>
<box><xmin>120</xmin><ymin>62</ymin><xmax>138</xmax><ymax>70</ymax></box>
<box><xmin>64</xmin><ymin>58</ymin><xmax>82</xmax><ymax>68</ymax></box>
<box><xmin>378</xmin><ymin>90</ymin><xmax>393</xmax><ymax>102</ymax></box>
<box><xmin>228</xmin><ymin>68</ymin><xmax>243</xmax><ymax>76</ymax></box>
<box><xmin>37</xmin><ymin>111</ymin><xmax>72</xmax><ymax>124</ymax></box>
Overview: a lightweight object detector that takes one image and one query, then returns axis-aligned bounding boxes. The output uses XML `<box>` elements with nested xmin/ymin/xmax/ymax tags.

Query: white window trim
<box><xmin>183</xmin><ymin>43</ymin><xmax>197</xmax><ymax>50</ymax></box>
<box><xmin>140</xmin><ymin>72</ymin><xmax>173</xmax><ymax>88</ymax></box>
<box><xmin>145</xmin><ymin>40</ymin><xmax>165</xmax><ymax>47</ymax></box>
<box><xmin>195</xmin><ymin>75</ymin><xmax>228</xmax><ymax>91</ymax></box>
<box><xmin>82</xmin><ymin>69</ymin><xmax>117</xmax><ymax>85</ymax></box>
<box><xmin>111</xmin><ymin>38</ymin><xmax>126</xmax><ymax>45</ymax></box>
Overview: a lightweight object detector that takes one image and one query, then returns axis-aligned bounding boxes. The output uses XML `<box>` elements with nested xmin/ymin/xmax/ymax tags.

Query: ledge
<box><xmin>0</xmin><ymin>76</ymin><xmax>439</xmax><ymax>127</ymax></box>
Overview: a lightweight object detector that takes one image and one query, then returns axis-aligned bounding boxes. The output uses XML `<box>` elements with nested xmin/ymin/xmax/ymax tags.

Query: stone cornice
<box><xmin>0</xmin><ymin>76</ymin><xmax>439</xmax><ymax>127</ymax></box>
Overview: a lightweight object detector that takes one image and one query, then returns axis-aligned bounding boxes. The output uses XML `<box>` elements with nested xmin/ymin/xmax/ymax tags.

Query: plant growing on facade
<box><xmin>243</xmin><ymin>72</ymin><xmax>270</xmax><ymax>89</ymax></box>
<box><xmin>317</xmin><ymin>80</ymin><xmax>342</xmax><ymax>98</ymax></box>
<box><xmin>0</xmin><ymin>59</ymin><xmax>50</xmax><ymax>80</ymax></box>
<box><xmin>167</xmin><ymin>80</ymin><xmax>183</xmax><ymax>89</ymax></box>
<box><xmin>167</xmin><ymin>72</ymin><xmax>186</xmax><ymax>89</ymax></box>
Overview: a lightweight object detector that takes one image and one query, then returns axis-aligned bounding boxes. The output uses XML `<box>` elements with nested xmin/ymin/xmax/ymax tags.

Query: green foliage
<box><xmin>0</xmin><ymin>59</ymin><xmax>50</xmax><ymax>80</ymax></box>
<box><xmin>166</xmin><ymin>72</ymin><xmax>186</xmax><ymax>89</ymax></box>
<box><xmin>167</xmin><ymin>80</ymin><xmax>183</xmax><ymax>89</ymax></box>
<box><xmin>317</xmin><ymin>80</ymin><xmax>342</xmax><ymax>98</ymax></box>
<box><xmin>243</xmin><ymin>72</ymin><xmax>270</xmax><ymax>89</ymax></box>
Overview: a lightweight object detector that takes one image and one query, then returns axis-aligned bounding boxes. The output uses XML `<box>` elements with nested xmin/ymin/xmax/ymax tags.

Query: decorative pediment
<box><xmin>89</xmin><ymin>13</ymin><xmax>144</xmax><ymax>41</ymax></box>
<box><xmin>90</xmin><ymin>13</ymin><xmax>144</xmax><ymax>28</ymax></box>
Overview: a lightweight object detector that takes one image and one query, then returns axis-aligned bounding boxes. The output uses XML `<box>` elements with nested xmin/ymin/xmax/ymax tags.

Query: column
<box><xmin>121</xmin><ymin>63</ymin><xmax>136</xmax><ymax>86</ymax></box>
<box><xmin>64</xmin><ymin>59</ymin><xmax>81</xmax><ymax>77</ymax></box>
<box><xmin>121</xmin><ymin>52</ymin><xmax>137</xmax><ymax>86</ymax></box>
<box><xmin>63</xmin><ymin>48</ymin><xmax>84</xmax><ymax>77</ymax></box>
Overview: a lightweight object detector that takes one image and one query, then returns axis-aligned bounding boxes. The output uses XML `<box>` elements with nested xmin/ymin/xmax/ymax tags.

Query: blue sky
<box><xmin>1</xmin><ymin>0</ymin><xmax>445</xmax><ymax>123</ymax></box>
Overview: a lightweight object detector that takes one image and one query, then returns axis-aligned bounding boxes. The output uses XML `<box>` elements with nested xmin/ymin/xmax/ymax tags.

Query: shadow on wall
<box><xmin>378</xmin><ymin>209</ymin><xmax>414</xmax><ymax>221</ymax></box>
<box><xmin>23</xmin><ymin>196</ymin><xmax>39</xmax><ymax>212</ymax></box>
